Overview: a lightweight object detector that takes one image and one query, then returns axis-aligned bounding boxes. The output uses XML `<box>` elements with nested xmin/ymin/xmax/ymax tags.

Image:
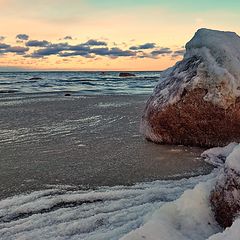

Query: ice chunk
<box><xmin>226</xmin><ymin>144</ymin><xmax>240</xmax><ymax>173</ymax></box>
<box><xmin>201</xmin><ymin>142</ymin><xmax>238</xmax><ymax>166</ymax></box>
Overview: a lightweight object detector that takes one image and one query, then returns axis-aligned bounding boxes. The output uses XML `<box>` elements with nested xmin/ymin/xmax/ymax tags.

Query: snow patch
<box><xmin>122</xmin><ymin>178</ymin><xmax>220</xmax><ymax>240</ymax></box>
<box><xmin>201</xmin><ymin>142</ymin><xmax>238</xmax><ymax>166</ymax></box>
<box><xmin>226</xmin><ymin>144</ymin><xmax>240</xmax><ymax>173</ymax></box>
<box><xmin>208</xmin><ymin>218</ymin><xmax>240</xmax><ymax>240</ymax></box>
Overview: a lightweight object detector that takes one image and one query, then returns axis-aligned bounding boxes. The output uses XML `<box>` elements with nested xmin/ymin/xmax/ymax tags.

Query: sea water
<box><xmin>0</xmin><ymin>71</ymin><xmax>228</xmax><ymax>240</ymax></box>
<box><xmin>0</xmin><ymin>71</ymin><xmax>160</xmax><ymax>95</ymax></box>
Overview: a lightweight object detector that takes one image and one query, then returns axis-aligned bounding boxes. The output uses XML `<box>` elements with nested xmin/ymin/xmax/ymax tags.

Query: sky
<box><xmin>0</xmin><ymin>0</ymin><xmax>239</xmax><ymax>71</ymax></box>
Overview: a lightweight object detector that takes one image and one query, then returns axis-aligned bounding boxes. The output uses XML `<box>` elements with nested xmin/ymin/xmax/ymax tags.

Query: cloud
<box><xmin>7</xmin><ymin>46</ymin><xmax>29</xmax><ymax>54</ymax></box>
<box><xmin>0</xmin><ymin>35</ymin><xmax>175</xmax><ymax>60</ymax></box>
<box><xmin>59</xmin><ymin>51</ymin><xmax>93</xmax><ymax>57</ymax></box>
<box><xmin>63</xmin><ymin>36</ymin><xmax>73</xmax><ymax>40</ymax></box>
<box><xmin>52</xmin><ymin>46</ymin><xmax>136</xmax><ymax>58</ymax></box>
<box><xmin>90</xmin><ymin>47</ymin><xmax>136</xmax><ymax>57</ymax></box>
<box><xmin>0</xmin><ymin>36</ymin><xmax>5</xmax><ymax>41</ymax></box>
<box><xmin>68</xmin><ymin>44</ymin><xmax>90</xmax><ymax>51</ymax></box>
<box><xmin>130</xmin><ymin>43</ymin><xmax>156</xmax><ymax>50</ymax></box>
<box><xmin>151</xmin><ymin>47</ymin><xmax>172</xmax><ymax>56</ymax></box>
<box><xmin>16</xmin><ymin>34</ymin><xmax>29</xmax><ymax>41</ymax></box>
<box><xmin>0</xmin><ymin>44</ymin><xmax>29</xmax><ymax>55</ymax></box>
<box><xmin>84</xmin><ymin>39</ymin><xmax>107</xmax><ymax>46</ymax></box>
<box><xmin>30</xmin><ymin>43</ymin><xmax>69</xmax><ymax>58</ymax></box>
<box><xmin>172</xmin><ymin>49</ymin><xmax>185</xmax><ymax>57</ymax></box>
<box><xmin>26</xmin><ymin>40</ymin><xmax>50</xmax><ymax>47</ymax></box>
<box><xmin>27</xmin><ymin>40</ymin><xmax>135</xmax><ymax>58</ymax></box>
<box><xmin>0</xmin><ymin>43</ymin><xmax>10</xmax><ymax>49</ymax></box>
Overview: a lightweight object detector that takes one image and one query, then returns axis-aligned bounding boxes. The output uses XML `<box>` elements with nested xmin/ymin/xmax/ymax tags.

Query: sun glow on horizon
<box><xmin>0</xmin><ymin>0</ymin><xmax>239</xmax><ymax>71</ymax></box>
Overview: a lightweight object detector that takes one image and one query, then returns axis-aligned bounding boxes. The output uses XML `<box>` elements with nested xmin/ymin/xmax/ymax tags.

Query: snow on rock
<box><xmin>141</xmin><ymin>29</ymin><xmax>240</xmax><ymax>147</ymax></box>
<box><xmin>201</xmin><ymin>142</ymin><xmax>238</xmax><ymax>167</ymax></box>
<box><xmin>210</xmin><ymin>143</ymin><xmax>240</xmax><ymax>228</ymax></box>
<box><xmin>185</xmin><ymin>29</ymin><xmax>240</xmax><ymax>107</ymax></box>
<box><xmin>226</xmin><ymin>144</ymin><xmax>240</xmax><ymax>173</ymax></box>
<box><xmin>208</xmin><ymin>218</ymin><xmax>240</xmax><ymax>240</ymax></box>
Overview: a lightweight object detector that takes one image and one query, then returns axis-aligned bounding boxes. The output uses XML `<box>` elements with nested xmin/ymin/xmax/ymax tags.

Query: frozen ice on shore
<box><xmin>0</xmin><ymin>173</ymin><xmax>215</xmax><ymax>240</ymax></box>
<box><xmin>123</xmin><ymin>143</ymin><xmax>240</xmax><ymax>240</ymax></box>
<box><xmin>1</xmin><ymin>144</ymin><xmax>240</xmax><ymax>240</ymax></box>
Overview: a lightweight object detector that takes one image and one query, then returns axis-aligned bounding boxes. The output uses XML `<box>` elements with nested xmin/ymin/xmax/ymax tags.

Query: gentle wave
<box><xmin>0</xmin><ymin>71</ymin><xmax>160</xmax><ymax>95</ymax></box>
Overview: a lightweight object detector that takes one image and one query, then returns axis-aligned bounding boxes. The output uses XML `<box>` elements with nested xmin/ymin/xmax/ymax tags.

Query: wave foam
<box><xmin>0</xmin><ymin>174</ymin><xmax>213</xmax><ymax>240</ymax></box>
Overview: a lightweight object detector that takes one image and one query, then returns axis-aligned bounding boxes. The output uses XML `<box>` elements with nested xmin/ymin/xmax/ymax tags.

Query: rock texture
<box><xmin>210</xmin><ymin>168</ymin><xmax>240</xmax><ymax>228</ymax></box>
<box><xmin>210</xmin><ymin>144</ymin><xmax>240</xmax><ymax>228</ymax></box>
<box><xmin>141</xmin><ymin>29</ymin><xmax>240</xmax><ymax>147</ymax></box>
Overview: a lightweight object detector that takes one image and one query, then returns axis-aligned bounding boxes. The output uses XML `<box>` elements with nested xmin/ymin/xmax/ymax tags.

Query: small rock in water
<box><xmin>65</xmin><ymin>93</ymin><xmax>71</xmax><ymax>96</ymax></box>
<box><xmin>119</xmin><ymin>72</ymin><xmax>136</xmax><ymax>77</ymax></box>
<box><xmin>29</xmin><ymin>77</ymin><xmax>42</xmax><ymax>80</ymax></box>
<box><xmin>141</xmin><ymin>28</ymin><xmax>240</xmax><ymax>147</ymax></box>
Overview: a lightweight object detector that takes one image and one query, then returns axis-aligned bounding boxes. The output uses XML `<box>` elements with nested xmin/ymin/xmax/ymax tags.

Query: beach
<box><xmin>0</xmin><ymin>72</ymin><xmax>217</xmax><ymax>239</ymax></box>
<box><xmin>0</xmin><ymin>93</ymin><xmax>211</xmax><ymax>200</ymax></box>
<box><xmin>1</xmin><ymin>1</ymin><xmax>240</xmax><ymax>238</ymax></box>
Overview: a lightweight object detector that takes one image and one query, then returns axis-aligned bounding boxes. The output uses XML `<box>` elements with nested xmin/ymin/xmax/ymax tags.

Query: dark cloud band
<box><xmin>16</xmin><ymin>34</ymin><xmax>29</xmax><ymax>41</ymax></box>
<box><xmin>0</xmin><ymin>35</ymin><xmax>183</xmax><ymax>59</ymax></box>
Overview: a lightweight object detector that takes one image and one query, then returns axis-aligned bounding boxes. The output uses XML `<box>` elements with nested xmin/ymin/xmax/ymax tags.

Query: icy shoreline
<box><xmin>122</xmin><ymin>143</ymin><xmax>240</xmax><ymax>240</ymax></box>
<box><xmin>1</xmin><ymin>144</ymin><xmax>240</xmax><ymax>240</ymax></box>
<box><xmin>0</xmin><ymin>171</ymin><xmax>216</xmax><ymax>240</ymax></box>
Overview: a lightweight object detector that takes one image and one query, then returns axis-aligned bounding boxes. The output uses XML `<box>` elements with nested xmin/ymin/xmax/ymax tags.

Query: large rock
<box><xmin>141</xmin><ymin>29</ymin><xmax>240</xmax><ymax>147</ymax></box>
<box><xmin>210</xmin><ymin>144</ymin><xmax>240</xmax><ymax>228</ymax></box>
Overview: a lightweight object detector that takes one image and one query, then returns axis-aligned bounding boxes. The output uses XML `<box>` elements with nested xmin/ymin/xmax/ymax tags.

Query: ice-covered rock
<box><xmin>141</xmin><ymin>28</ymin><xmax>240</xmax><ymax>147</ymax></box>
<box><xmin>210</xmin><ymin>144</ymin><xmax>240</xmax><ymax>228</ymax></box>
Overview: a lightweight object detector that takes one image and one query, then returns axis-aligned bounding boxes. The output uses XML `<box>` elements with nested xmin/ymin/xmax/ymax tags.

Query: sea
<box><xmin>0</xmin><ymin>71</ymin><xmax>229</xmax><ymax>240</ymax></box>
<box><xmin>0</xmin><ymin>71</ymin><xmax>160</xmax><ymax>95</ymax></box>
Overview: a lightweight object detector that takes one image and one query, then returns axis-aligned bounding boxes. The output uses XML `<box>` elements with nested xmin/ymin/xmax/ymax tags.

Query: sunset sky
<box><xmin>0</xmin><ymin>0</ymin><xmax>239</xmax><ymax>71</ymax></box>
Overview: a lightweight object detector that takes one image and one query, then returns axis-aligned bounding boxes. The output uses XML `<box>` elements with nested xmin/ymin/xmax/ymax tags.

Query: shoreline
<box><xmin>0</xmin><ymin>94</ymin><xmax>212</xmax><ymax>200</ymax></box>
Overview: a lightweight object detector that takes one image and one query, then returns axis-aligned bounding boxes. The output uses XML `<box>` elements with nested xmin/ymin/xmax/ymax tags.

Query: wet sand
<box><xmin>0</xmin><ymin>93</ymin><xmax>212</xmax><ymax>199</ymax></box>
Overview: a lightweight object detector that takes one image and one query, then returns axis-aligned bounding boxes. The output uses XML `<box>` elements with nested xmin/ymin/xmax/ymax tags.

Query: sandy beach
<box><xmin>0</xmin><ymin>93</ymin><xmax>212</xmax><ymax>199</ymax></box>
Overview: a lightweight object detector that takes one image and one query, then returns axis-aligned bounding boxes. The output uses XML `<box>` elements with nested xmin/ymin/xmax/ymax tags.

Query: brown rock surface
<box><xmin>210</xmin><ymin>167</ymin><xmax>240</xmax><ymax>228</ymax></box>
<box><xmin>142</xmin><ymin>88</ymin><xmax>240</xmax><ymax>147</ymax></box>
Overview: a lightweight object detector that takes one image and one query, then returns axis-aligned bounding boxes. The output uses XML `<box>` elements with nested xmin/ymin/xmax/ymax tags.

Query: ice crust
<box><xmin>0</xmin><ymin>174</ymin><xmax>212</xmax><ymax>240</ymax></box>
<box><xmin>152</xmin><ymin>29</ymin><xmax>240</xmax><ymax>109</ymax></box>
<box><xmin>1</xmin><ymin>144</ymin><xmax>240</xmax><ymax>239</ymax></box>
<box><xmin>122</xmin><ymin>178</ymin><xmax>220</xmax><ymax>240</ymax></box>
<box><xmin>123</xmin><ymin>143</ymin><xmax>240</xmax><ymax>240</ymax></box>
